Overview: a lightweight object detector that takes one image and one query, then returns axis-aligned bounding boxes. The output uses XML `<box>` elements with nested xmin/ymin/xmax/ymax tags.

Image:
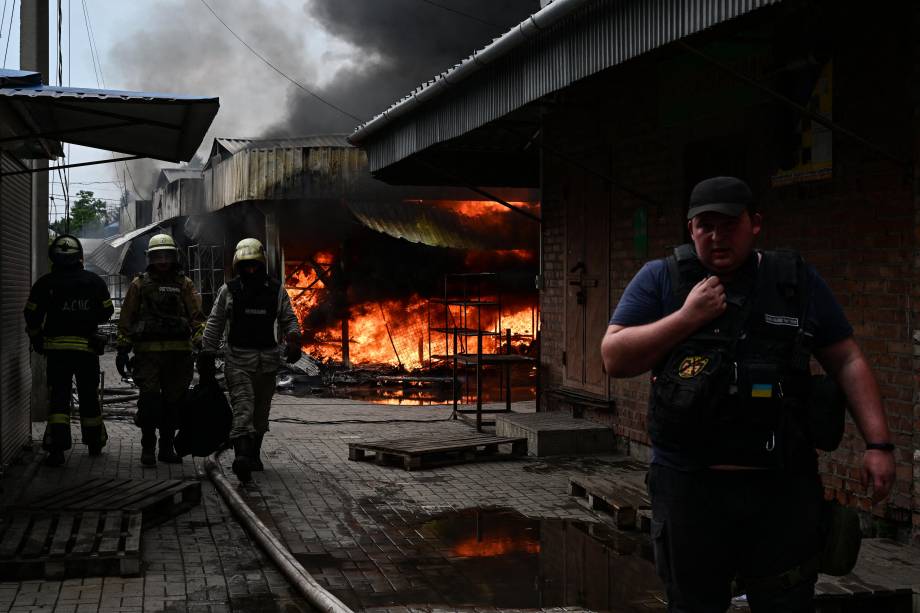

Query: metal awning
<box><xmin>87</xmin><ymin>219</ymin><xmax>177</xmax><ymax>276</ymax></box>
<box><xmin>349</xmin><ymin>0</ymin><xmax>781</xmax><ymax>185</ymax></box>
<box><xmin>109</xmin><ymin>219</ymin><xmax>172</xmax><ymax>249</ymax></box>
<box><xmin>0</xmin><ymin>69</ymin><xmax>219</xmax><ymax>162</ymax></box>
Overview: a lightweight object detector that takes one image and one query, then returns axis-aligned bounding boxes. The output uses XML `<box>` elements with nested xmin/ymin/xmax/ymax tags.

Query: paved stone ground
<box><xmin>0</xmin><ymin>353</ymin><xmax>668</xmax><ymax>613</ymax></box>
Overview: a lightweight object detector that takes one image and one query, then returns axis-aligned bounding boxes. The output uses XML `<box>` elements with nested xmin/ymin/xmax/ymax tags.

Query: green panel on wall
<box><xmin>633</xmin><ymin>207</ymin><xmax>648</xmax><ymax>258</ymax></box>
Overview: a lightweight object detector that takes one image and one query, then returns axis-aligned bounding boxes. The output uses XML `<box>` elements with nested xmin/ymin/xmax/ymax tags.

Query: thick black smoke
<box><xmin>107</xmin><ymin>1</ymin><xmax>538</xmax><ymax>194</ymax></box>
<box><xmin>266</xmin><ymin>0</ymin><xmax>540</xmax><ymax>135</ymax></box>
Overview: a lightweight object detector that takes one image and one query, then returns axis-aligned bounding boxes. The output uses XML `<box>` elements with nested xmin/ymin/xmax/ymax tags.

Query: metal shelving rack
<box><xmin>187</xmin><ymin>244</ymin><xmax>225</xmax><ymax>314</ymax></box>
<box><xmin>429</xmin><ymin>273</ymin><xmax>535</xmax><ymax>431</ymax></box>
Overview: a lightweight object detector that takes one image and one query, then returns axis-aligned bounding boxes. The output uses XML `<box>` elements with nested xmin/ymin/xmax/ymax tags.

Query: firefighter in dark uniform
<box><xmin>117</xmin><ymin>233</ymin><xmax>205</xmax><ymax>466</ymax></box>
<box><xmin>24</xmin><ymin>235</ymin><xmax>114</xmax><ymax>467</ymax></box>
<box><xmin>198</xmin><ymin>238</ymin><xmax>301</xmax><ymax>483</ymax></box>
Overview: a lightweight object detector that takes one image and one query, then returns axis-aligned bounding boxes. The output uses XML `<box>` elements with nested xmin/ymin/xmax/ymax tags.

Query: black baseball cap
<box><xmin>686</xmin><ymin>176</ymin><xmax>753</xmax><ymax>220</ymax></box>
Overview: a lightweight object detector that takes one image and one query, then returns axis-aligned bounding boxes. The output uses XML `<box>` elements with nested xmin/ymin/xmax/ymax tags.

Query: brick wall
<box><xmin>910</xmin><ymin>3</ymin><xmax>920</xmax><ymax>548</ymax></box>
<box><xmin>539</xmin><ymin>5</ymin><xmax>918</xmax><ymax>538</ymax></box>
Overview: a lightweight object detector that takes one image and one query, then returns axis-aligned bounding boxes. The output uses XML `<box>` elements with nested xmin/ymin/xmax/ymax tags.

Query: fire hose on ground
<box><xmin>201</xmin><ymin>448</ymin><xmax>354</xmax><ymax>613</ymax></box>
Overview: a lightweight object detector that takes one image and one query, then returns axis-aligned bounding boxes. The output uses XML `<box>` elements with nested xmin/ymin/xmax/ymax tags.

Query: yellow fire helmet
<box><xmin>233</xmin><ymin>237</ymin><xmax>266</xmax><ymax>270</ymax></box>
<box><xmin>145</xmin><ymin>233</ymin><xmax>178</xmax><ymax>265</ymax></box>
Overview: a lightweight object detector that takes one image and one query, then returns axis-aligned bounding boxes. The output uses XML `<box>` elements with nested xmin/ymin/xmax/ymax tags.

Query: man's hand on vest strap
<box><xmin>862</xmin><ymin>447</ymin><xmax>895</xmax><ymax>503</ymax></box>
<box><xmin>680</xmin><ymin>275</ymin><xmax>727</xmax><ymax>326</ymax></box>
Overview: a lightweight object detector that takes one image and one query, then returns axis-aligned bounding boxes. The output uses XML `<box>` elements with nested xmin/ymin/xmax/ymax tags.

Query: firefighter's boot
<box><xmin>251</xmin><ymin>433</ymin><xmax>265</xmax><ymax>471</ymax></box>
<box><xmin>140</xmin><ymin>428</ymin><xmax>157</xmax><ymax>466</ymax></box>
<box><xmin>43</xmin><ymin>449</ymin><xmax>66</xmax><ymax>467</ymax></box>
<box><xmin>232</xmin><ymin>437</ymin><xmax>253</xmax><ymax>483</ymax></box>
<box><xmin>157</xmin><ymin>429</ymin><xmax>182</xmax><ymax>464</ymax></box>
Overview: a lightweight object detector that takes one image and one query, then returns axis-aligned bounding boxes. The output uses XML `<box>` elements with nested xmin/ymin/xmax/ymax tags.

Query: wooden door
<box><xmin>564</xmin><ymin>158</ymin><xmax>610</xmax><ymax>395</ymax></box>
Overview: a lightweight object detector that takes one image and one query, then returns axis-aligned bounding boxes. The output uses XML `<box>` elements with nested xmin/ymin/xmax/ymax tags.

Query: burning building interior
<box><xmin>94</xmin><ymin>135</ymin><xmax>541</xmax><ymax>404</ymax></box>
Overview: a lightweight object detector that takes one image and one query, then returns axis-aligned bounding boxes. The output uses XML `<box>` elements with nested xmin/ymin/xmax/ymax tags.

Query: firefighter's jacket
<box><xmin>201</xmin><ymin>277</ymin><xmax>301</xmax><ymax>374</ymax></box>
<box><xmin>118</xmin><ymin>270</ymin><xmax>205</xmax><ymax>353</ymax></box>
<box><xmin>24</xmin><ymin>267</ymin><xmax>114</xmax><ymax>352</ymax></box>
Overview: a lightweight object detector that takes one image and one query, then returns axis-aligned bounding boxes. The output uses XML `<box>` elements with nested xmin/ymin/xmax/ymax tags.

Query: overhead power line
<box><xmin>415</xmin><ymin>0</ymin><xmax>501</xmax><ymax>28</ymax></box>
<box><xmin>197</xmin><ymin>0</ymin><xmax>361</xmax><ymax>122</ymax></box>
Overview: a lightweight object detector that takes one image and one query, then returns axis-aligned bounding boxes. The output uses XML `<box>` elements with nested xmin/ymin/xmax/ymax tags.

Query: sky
<box><xmin>1</xmin><ymin>0</ymin><xmax>539</xmax><ymax>231</ymax></box>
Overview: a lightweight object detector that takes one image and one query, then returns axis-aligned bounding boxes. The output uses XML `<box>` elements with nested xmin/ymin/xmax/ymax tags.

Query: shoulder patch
<box><xmin>678</xmin><ymin>356</ymin><xmax>709</xmax><ymax>378</ymax></box>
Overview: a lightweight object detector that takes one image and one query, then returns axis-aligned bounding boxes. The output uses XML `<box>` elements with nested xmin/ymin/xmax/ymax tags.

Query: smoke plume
<box><xmin>266</xmin><ymin>0</ymin><xmax>540</xmax><ymax>135</ymax></box>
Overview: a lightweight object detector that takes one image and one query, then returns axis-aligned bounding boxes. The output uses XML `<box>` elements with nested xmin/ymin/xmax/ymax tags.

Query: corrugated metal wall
<box><xmin>0</xmin><ymin>151</ymin><xmax>33</xmax><ymax>468</ymax></box>
<box><xmin>152</xmin><ymin>178</ymin><xmax>206</xmax><ymax>223</ymax></box>
<box><xmin>203</xmin><ymin>146</ymin><xmax>367</xmax><ymax>212</ymax></box>
<box><xmin>360</xmin><ymin>0</ymin><xmax>780</xmax><ymax>172</ymax></box>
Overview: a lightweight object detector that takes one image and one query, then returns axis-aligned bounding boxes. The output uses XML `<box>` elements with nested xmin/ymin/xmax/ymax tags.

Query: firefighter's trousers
<box><xmin>225</xmin><ymin>363</ymin><xmax>276</xmax><ymax>440</ymax></box>
<box><xmin>132</xmin><ymin>351</ymin><xmax>193</xmax><ymax>433</ymax></box>
<box><xmin>43</xmin><ymin>350</ymin><xmax>107</xmax><ymax>452</ymax></box>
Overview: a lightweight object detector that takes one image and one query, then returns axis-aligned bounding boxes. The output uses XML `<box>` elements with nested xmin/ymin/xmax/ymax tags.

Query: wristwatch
<box><xmin>865</xmin><ymin>442</ymin><xmax>895</xmax><ymax>452</ymax></box>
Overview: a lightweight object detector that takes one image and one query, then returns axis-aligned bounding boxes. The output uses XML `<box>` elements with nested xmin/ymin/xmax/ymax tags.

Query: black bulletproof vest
<box><xmin>228</xmin><ymin>276</ymin><xmax>280</xmax><ymax>349</ymax></box>
<box><xmin>137</xmin><ymin>272</ymin><xmax>190</xmax><ymax>341</ymax></box>
<box><xmin>649</xmin><ymin>245</ymin><xmax>813</xmax><ymax>468</ymax></box>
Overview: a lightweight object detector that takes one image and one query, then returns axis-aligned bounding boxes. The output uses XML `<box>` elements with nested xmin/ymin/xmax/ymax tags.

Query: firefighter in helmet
<box><xmin>117</xmin><ymin>233</ymin><xmax>205</xmax><ymax>466</ymax></box>
<box><xmin>24</xmin><ymin>234</ymin><xmax>114</xmax><ymax>466</ymax></box>
<box><xmin>198</xmin><ymin>238</ymin><xmax>302</xmax><ymax>483</ymax></box>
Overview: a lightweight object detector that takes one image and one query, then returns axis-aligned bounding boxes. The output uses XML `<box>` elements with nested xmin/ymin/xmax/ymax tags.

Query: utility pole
<box><xmin>22</xmin><ymin>1</ymin><xmax>50</xmax><ymax>421</ymax></box>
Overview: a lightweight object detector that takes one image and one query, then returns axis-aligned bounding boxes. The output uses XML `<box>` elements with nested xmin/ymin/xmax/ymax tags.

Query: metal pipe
<box><xmin>0</xmin><ymin>154</ymin><xmax>142</xmax><ymax>177</ymax></box>
<box><xmin>203</xmin><ymin>451</ymin><xmax>354</xmax><ymax>613</ymax></box>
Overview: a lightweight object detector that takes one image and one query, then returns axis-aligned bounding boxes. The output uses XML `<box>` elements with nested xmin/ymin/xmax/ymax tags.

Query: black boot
<box><xmin>157</xmin><ymin>429</ymin><xmax>182</xmax><ymax>464</ymax></box>
<box><xmin>232</xmin><ymin>437</ymin><xmax>253</xmax><ymax>483</ymax></box>
<box><xmin>251</xmin><ymin>433</ymin><xmax>265</xmax><ymax>471</ymax></box>
<box><xmin>140</xmin><ymin>428</ymin><xmax>157</xmax><ymax>467</ymax></box>
<box><xmin>43</xmin><ymin>449</ymin><xmax>66</xmax><ymax>467</ymax></box>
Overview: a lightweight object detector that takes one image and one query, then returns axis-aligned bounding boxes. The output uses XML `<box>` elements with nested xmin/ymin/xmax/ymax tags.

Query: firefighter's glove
<box><xmin>116</xmin><ymin>348</ymin><xmax>132</xmax><ymax>378</ymax></box>
<box><xmin>197</xmin><ymin>351</ymin><xmax>217</xmax><ymax>382</ymax></box>
<box><xmin>29</xmin><ymin>335</ymin><xmax>44</xmax><ymax>355</ymax></box>
<box><xmin>285</xmin><ymin>339</ymin><xmax>302</xmax><ymax>364</ymax></box>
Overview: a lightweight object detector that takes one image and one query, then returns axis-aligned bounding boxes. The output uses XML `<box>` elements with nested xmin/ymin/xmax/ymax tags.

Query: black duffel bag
<box><xmin>174</xmin><ymin>379</ymin><xmax>232</xmax><ymax>457</ymax></box>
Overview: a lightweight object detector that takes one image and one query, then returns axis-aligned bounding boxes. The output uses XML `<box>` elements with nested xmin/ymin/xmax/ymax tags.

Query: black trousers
<box><xmin>648</xmin><ymin>464</ymin><xmax>823</xmax><ymax>613</ymax></box>
<box><xmin>43</xmin><ymin>351</ymin><xmax>106</xmax><ymax>451</ymax></box>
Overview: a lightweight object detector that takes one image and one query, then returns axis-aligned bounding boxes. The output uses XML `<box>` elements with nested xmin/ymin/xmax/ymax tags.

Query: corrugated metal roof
<box><xmin>212</xmin><ymin>134</ymin><xmax>352</xmax><ymax>157</ymax></box>
<box><xmin>109</xmin><ymin>219</ymin><xmax>172</xmax><ymax>248</ymax></box>
<box><xmin>350</xmin><ymin>0</ymin><xmax>782</xmax><ymax>172</ymax></box>
<box><xmin>160</xmin><ymin>168</ymin><xmax>202</xmax><ymax>185</ymax></box>
<box><xmin>85</xmin><ymin>240</ymin><xmax>131</xmax><ymax>276</ymax></box>
<box><xmin>347</xmin><ymin>200</ymin><xmax>491</xmax><ymax>250</ymax></box>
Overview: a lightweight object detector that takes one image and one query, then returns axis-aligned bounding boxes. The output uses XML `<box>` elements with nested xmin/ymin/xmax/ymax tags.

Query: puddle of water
<box><xmin>418</xmin><ymin>508</ymin><xmax>661</xmax><ymax>611</ymax></box>
<box><xmin>297</xmin><ymin>507</ymin><xmax>663</xmax><ymax>611</ymax></box>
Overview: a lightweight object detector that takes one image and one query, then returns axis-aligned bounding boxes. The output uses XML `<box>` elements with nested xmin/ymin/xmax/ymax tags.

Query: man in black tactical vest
<box><xmin>601</xmin><ymin>177</ymin><xmax>895</xmax><ymax>612</ymax></box>
<box><xmin>117</xmin><ymin>233</ymin><xmax>205</xmax><ymax>466</ymax></box>
<box><xmin>198</xmin><ymin>238</ymin><xmax>302</xmax><ymax>483</ymax></box>
<box><xmin>24</xmin><ymin>235</ymin><xmax>114</xmax><ymax>466</ymax></box>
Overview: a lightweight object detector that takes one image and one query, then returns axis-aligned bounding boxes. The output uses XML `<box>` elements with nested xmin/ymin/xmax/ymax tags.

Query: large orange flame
<box><xmin>285</xmin><ymin>248</ymin><xmax>538</xmax><ymax>369</ymax></box>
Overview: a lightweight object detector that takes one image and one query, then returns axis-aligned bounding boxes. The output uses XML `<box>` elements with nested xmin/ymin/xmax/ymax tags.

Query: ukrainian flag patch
<box><xmin>751</xmin><ymin>383</ymin><xmax>773</xmax><ymax>398</ymax></box>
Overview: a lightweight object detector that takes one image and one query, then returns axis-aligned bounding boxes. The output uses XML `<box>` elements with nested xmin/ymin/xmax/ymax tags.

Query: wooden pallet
<box><xmin>14</xmin><ymin>477</ymin><xmax>201</xmax><ymax>529</ymax></box>
<box><xmin>348</xmin><ymin>433</ymin><xmax>527</xmax><ymax>470</ymax></box>
<box><xmin>569</xmin><ymin>475</ymin><xmax>652</xmax><ymax>531</ymax></box>
<box><xmin>0</xmin><ymin>510</ymin><xmax>141</xmax><ymax>580</ymax></box>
